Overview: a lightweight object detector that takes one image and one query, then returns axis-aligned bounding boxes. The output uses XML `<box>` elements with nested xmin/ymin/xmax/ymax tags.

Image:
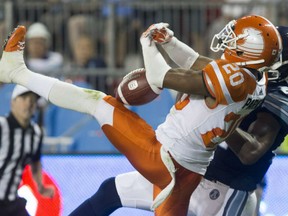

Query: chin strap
<box><xmin>265</xmin><ymin>59</ymin><xmax>288</xmax><ymax>81</ymax></box>
<box><xmin>235</xmin><ymin>59</ymin><xmax>265</xmax><ymax>67</ymax></box>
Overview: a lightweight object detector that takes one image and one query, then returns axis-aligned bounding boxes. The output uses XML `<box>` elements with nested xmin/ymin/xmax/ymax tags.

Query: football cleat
<box><xmin>0</xmin><ymin>25</ymin><xmax>27</xmax><ymax>83</ymax></box>
<box><xmin>3</xmin><ymin>25</ymin><xmax>26</xmax><ymax>52</ymax></box>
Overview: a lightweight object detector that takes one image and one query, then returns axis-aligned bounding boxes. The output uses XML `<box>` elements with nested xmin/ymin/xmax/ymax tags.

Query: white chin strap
<box><xmin>221</xmin><ymin>54</ymin><xmax>265</xmax><ymax>69</ymax></box>
<box><xmin>235</xmin><ymin>59</ymin><xmax>265</xmax><ymax>67</ymax></box>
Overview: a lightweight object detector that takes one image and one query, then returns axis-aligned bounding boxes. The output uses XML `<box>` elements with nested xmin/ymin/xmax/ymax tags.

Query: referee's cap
<box><xmin>11</xmin><ymin>85</ymin><xmax>39</xmax><ymax>100</ymax></box>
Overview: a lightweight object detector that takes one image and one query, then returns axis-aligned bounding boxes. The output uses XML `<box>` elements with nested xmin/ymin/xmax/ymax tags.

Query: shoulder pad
<box><xmin>203</xmin><ymin>59</ymin><xmax>258</xmax><ymax>105</ymax></box>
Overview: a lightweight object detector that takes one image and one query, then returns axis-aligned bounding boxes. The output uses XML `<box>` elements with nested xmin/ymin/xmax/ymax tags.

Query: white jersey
<box><xmin>156</xmin><ymin>59</ymin><xmax>267</xmax><ymax>174</ymax></box>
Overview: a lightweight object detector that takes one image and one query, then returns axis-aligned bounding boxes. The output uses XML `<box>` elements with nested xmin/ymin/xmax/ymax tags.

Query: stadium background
<box><xmin>0</xmin><ymin>0</ymin><xmax>288</xmax><ymax>215</ymax></box>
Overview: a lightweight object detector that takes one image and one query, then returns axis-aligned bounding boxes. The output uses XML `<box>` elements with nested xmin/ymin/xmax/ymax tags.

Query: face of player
<box><xmin>11</xmin><ymin>92</ymin><xmax>38</xmax><ymax>127</ymax></box>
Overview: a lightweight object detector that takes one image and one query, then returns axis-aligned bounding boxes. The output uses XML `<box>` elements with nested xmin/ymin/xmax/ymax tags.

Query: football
<box><xmin>115</xmin><ymin>68</ymin><xmax>162</xmax><ymax>106</ymax></box>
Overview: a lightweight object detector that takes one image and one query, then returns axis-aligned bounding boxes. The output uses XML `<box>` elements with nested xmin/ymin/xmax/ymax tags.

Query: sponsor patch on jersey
<box><xmin>209</xmin><ymin>189</ymin><xmax>220</xmax><ymax>200</ymax></box>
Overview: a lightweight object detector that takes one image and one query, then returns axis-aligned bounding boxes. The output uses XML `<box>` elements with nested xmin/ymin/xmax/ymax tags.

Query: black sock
<box><xmin>69</xmin><ymin>177</ymin><xmax>122</xmax><ymax>216</ymax></box>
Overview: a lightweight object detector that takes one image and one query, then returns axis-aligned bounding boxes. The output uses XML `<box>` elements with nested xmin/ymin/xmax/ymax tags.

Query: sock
<box><xmin>10</xmin><ymin>65</ymin><xmax>57</xmax><ymax>100</ymax></box>
<box><xmin>48</xmin><ymin>80</ymin><xmax>106</xmax><ymax>116</ymax></box>
<box><xmin>69</xmin><ymin>177</ymin><xmax>122</xmax><ymax>216</ymax></box>
<box><xmin>13</xmin><ymin>68</ymin><xmax>106</xmax><ymax>116</ymax></box>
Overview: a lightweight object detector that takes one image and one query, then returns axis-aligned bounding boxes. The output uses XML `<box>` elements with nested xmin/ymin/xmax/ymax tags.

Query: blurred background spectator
<box><xmin>65</xmin><ymin>34</ymin><xmax>109</xmax><ymax>92</ymax></box>
<box><xmin>25</xmin><ymin>22</ymin><xmax>64</xmax><ymax>75</ymax></box>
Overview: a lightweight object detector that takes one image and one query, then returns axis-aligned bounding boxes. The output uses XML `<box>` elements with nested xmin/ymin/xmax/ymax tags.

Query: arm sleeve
<box><xmin>162</xmin><ymin>37</ymin><xmax>199</xmax><ymax>69</ymax></box>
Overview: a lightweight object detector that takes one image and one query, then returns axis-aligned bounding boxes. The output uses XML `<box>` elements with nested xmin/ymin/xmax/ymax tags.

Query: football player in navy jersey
<box><xmin>68</xmin><ymin>25</ymin><xmax>288</xmax><ymax>216</ymax></box>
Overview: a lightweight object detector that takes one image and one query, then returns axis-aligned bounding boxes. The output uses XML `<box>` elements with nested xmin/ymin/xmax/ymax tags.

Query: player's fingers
<box><xmin>154</xmin><ymin>22</ymin><xmax>167</xmax><ymax>30</ymax></box>
<box><xmin>162</xmin><ymin>23</ymin><xmax>169</xmax><ymax>28</ymax></box>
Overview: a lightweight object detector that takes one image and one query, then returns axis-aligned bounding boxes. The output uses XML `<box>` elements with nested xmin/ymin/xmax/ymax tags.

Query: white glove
<box><xmin>143</xmin><ymin>22</ymin><xmax>174</xmax><ymax>45</ymax></box>
<box><xmin>140</xmin><ymin>32</ymin><xmax>171</xmax><ymax>88</ymax></box>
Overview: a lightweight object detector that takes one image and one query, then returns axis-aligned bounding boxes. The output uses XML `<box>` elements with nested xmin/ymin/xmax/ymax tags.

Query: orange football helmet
<box><xmin>210</xmin><ymin>15</ymin><xmax>282</xmax><ymax>70</ymax></box>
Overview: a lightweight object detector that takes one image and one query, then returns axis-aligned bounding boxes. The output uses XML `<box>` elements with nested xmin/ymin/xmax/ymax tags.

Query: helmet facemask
<box><xmin>210</xmin><ymin>20</ymin><xmax>248</xmax><ymax>53</ymax></box>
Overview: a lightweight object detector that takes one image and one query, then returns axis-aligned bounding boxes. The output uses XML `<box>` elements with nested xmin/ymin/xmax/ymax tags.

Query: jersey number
<box><xmin>223</xmin><ymin>63</ymin><xmax>244</xmax><ymax>86</ymax></box>
<box><xmin>201</xmin><ymin>112</ymin><xmax>242</xmax><ymax>148</ymax></box>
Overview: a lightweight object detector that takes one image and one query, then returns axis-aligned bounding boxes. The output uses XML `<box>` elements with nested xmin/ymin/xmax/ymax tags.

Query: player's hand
<box><xmin>39</xmin><ymin>185</ymin><xmax>55</xmax><ymax>198</ymax></box>
<box><xmin>142</xmin><ymin>23</ymin><xmax>174</xmax><ymax>44</ymax></box>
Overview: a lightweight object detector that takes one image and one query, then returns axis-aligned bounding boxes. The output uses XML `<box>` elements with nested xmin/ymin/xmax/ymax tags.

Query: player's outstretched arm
<box><xmin>225</xmin><ymin>112</ymin><xmax>281</xmax><ymax>164</ymax></box>
<box><xmin>163</xmin><ymin>68</ymin><xmax>211</xmax><ymax>96</ymax></box>
<box><xmin>146</xmin><ymin>23</ymin><xmax>213</xmax><ymax>70</ymax></box>
<box><xmin>141</xmin><ymin>33</ymin><xmax>211</xmax><ymax>97</ymax></box>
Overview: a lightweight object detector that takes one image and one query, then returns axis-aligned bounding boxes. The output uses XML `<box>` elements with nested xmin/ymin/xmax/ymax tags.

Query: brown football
<box><xmin>115</xmin><ymin>68</ymin><xmax>162</xmax><ymax>106</ymax></box>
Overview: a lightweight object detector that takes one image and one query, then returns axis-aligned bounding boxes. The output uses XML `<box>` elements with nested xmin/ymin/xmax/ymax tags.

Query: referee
<box><xmin>0</xmin><ymin>84</ymin><xmax>54</xmax><ymax>216</ymax></box>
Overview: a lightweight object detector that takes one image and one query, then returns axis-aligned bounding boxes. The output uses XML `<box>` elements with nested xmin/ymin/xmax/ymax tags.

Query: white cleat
<box><xmin>0</xmin><ymin>25</ymin><xmax>27</xmax><ymax>83</ymax></box>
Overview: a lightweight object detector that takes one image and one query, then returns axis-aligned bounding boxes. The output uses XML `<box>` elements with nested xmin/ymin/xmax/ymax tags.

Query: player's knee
<box><xmin>93</xmin><ymin>177</ymin><xmax>118</xmax><ymax>199</ymax></box>
<box><xmin>89</xmin><ymin>177</ymin><xmax>122</xmax><ymax>214</ymax></box>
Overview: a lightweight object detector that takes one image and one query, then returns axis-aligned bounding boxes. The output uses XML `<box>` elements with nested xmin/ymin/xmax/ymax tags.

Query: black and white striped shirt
<box><xmin>0</xmin><ymin>113</ymin><xmax>43</xmax><ymax>201</ymax></box>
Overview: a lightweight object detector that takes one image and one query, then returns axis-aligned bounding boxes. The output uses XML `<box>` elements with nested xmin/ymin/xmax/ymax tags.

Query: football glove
<box><xmin>143</xmin><ymin>22</ymin><xmax>174</xmax><ymax>45</ymax></box>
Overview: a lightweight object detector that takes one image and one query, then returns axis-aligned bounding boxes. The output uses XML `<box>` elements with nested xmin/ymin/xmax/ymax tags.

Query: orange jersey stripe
<box><xmin>203</xmin><ymin>59</ymin><xmax>257</xmax><ymax>105</ymax></box>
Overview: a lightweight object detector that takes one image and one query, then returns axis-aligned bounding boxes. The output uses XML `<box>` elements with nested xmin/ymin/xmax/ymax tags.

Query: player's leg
<box><xmin>215</xmin><ymin>188</ymin><xmax>252</xmax><ymax>216</ymax></box>
<box><xmin>0</xmin><ymin>26</ymin><xmax>173</xmax><ymax>205</ymax></box>
<box><xmin>188</xmin><ymin>178</ymin><xmax>229</xmax><ymax>216</ymax></box>
<box><xmin>99</xmin><ymin>99</ymin><xmax>201</xmax><ymax>215</ymax></box>
<box><xmin>242</xmin><ymin>191</ymin><xmax>257</xmax><ymax>216</ymax></box>
<box><xmin>69</xmin><ymin>171</ymin><xmax>154</xmax><ymax>216</ymax></box>
<box><xmin>115</xmin><ymin>171</ymin><xmax>154</xmax><ymax>210</ymax></box>
<box><xmin>70</xmin><ymin>171</ymin><xmax>153</xmax><ymax>216</ymax></box>
<box><xmin>69</xmin><ymin>177</ymin><xmax>122</xmax><ymax>216</ymax></box>
<box><xmin>253</xmin><ymin>176</ymin><xmax>266</xmax><ymax>216</ymax></box>
<box><xmin>99</xmin><ymin>96</ymin><xmax>172</xmax><ymax>188</ymax></box>
<box><xmin>2</xmin><ymin>26</ymin><xmax>205</xmax><ymax>216</ymax></box>
<box><xmin>0</xmin><ymin>26</ymin><xmax>106</xmax><ymax>117</ymax></box>
<box><xmin>154</xmin><ymin>161</ymin><xmax>202</xmax><ymax>216</ymax></box>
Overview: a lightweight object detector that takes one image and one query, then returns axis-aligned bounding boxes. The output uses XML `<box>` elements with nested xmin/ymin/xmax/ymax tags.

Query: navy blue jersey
<box><xmin>204</xmin><ymin>82</ymin><xmax>288</xmax><ymax>191</ymax></box>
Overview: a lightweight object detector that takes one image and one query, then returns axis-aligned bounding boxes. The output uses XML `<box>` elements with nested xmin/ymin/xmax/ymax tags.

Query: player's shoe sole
<box><xmin>0</xmin><ymin>26</ymin><xmax>27</xmax><ymax>83</ymax></box>
<box><xmin>3</xmin><ymin>26</ymin><xmax>26</xmax><ymax>52</ymax></box>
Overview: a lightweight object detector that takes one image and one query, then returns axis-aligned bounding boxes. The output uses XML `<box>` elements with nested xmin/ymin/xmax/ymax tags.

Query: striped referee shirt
<box><xmin>0</xmin><ymin>113</ymin><xmax>43</xmax><ymax>201</ymax></box>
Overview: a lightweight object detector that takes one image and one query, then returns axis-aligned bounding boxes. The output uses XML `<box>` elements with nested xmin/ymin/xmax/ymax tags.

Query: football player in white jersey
<box><xmin>0</xmin><ymin>15</ymin><xmax>282</xmax><ymax>216</ymax></box>
<box><xmin>70</xmin><ymin>20</ymin><xmax>287</xmax><ymax>216</ymax></box>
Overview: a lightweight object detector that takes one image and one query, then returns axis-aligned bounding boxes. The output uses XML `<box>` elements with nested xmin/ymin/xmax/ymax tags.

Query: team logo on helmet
<box><xmin>238</xmin><ymin>28</ymin><xmax>264</xmax><ymax>58</ymax></box>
